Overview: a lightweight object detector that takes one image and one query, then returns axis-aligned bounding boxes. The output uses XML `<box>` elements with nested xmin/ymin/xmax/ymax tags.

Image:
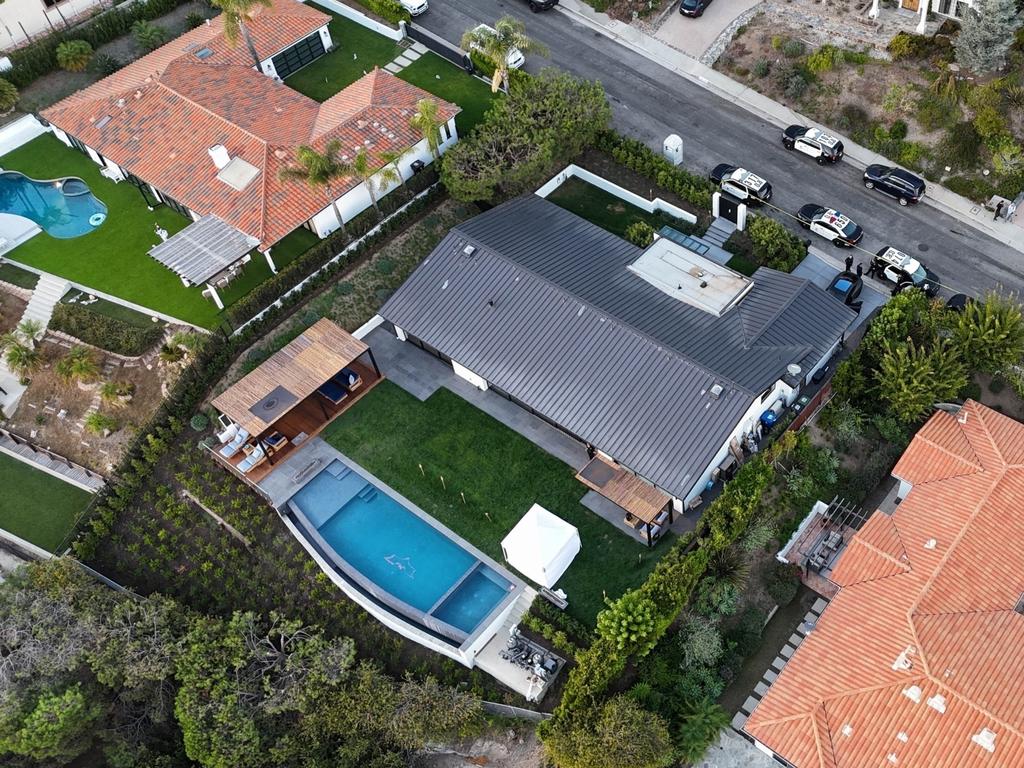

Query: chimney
<box><xmin>902</xmin><ymin>685</ymin><xmax>922</xmax><ymax>703</ymax></box>
<box><xmin>927</xmin><ymin>694</ymin><xmax>946</xmax><ymax>713</ymax></box>
<box><xmin>972</xmin><ymin>728</ymin><xmax>996</xmax><ymax>753</ymax></box>
<box><xmin>208</xmin><ymin>144</ymin><xmax>231</xmax><ymax>170</ymax></box>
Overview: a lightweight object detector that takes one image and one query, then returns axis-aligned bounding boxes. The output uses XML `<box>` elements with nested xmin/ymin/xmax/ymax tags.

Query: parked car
<box><xmin>796</xmin><ymin>204</ymin><xmax>864</xmax><ymax>247</ymax></box>
<box><xmin>520</xmin><ymin>0</ymin><xmax>558</xmax><ymax>11</ymax></box>
<box><xmin>470</xmin><ymin>24</ymin><xmax>526</xmax><ymax>69</ymax></box>
<box><xmin>398</xmin><ymin>0</ymin><xmax>428</xmax><ymax>15</ymax></box>
<box><xmin>709</xmin><ymin>164</ymin><xmax>773</xmax><ymax>204</ymax></box>
<box><xmin>870</xmin><ymin>246</ymin><xmax>940</xmax><ymax>297</ymax></box>
<box><xmin>782</xmin><ymin>126</ymin><xmax>844</xmax><ymax>164</ymax></box>
<box><xmin>862</xmin><ymin>164</ymin><xmax>926</xmax><ymax>206</ymax></box>
<box><xmin>679</xmin><ymin>0</ymin><xmax>712</xmax><ymax>16</ymax></box>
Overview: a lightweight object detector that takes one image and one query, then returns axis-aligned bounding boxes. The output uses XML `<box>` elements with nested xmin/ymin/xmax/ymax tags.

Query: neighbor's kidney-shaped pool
<box><xmin>0</xmin><ymin>170</ymin><xmax>107</xmax><ymax>238</ymax></box>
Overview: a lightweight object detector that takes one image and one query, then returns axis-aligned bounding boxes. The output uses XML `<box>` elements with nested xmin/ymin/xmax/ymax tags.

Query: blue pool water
<box><xmin>292</xmin><ymin>459</ymin><xmax>514</xmax><ymax>636</ymax></box>
<box><xmin>0</xmin><ymin>171</ymin><xmax>108</xmax><ymax>238</ymax></box>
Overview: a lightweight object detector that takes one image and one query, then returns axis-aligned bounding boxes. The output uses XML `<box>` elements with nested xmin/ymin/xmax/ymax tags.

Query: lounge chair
<box><xmin>219</xmin><ymin>427</ymin><xmax>249</xmax><ymax>458</ymax></box>
<box><xmin>238</xmin><ymin>444</ymin><xmax>266</xmax><ymax>474</ymax></box>
<box><xmin>337</xmin><ymin>367</ymin><xmax>362</xmax><ymax>391</ymax></box>
<box><xmin>317</xmin><ymin>378</ymin><xmax>349</xmax><ymax>405</ymax></box>
<box><xmin>264</xmin><ymin>431</ymin><xmax>287</xmax><ymax>451</ymax></box>
<box><xmin>648</xmin><ymin>524</ymin><xmax>664</xmax><ymax>542</ymax></box>
<box><xmin>217</xmin><ymin>423</ymin><xmax>239</xmax><ymax>444</ymax></box>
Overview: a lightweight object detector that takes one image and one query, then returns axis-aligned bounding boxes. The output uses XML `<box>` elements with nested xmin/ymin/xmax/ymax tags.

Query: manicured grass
<box><xmin>62</xmin><ymin>292</ymin><xmax>165</xmax><ymax>329</ymax></box>
<box><xmin>218</xmin><ymin>228</ymin><xmax>319</xmax><ymax>310</ymax></box>
<box><xmin>0</xmin><ymin>262</ymin><xmax>39</xmax><ymax>290</ymax></box>
<box><xmin>0</xmin><ymin>134</ymin><xmax>225</xmax><ymax>327</ymax></box>
<box><xmin>727</xmin><ymin>254</ymin><xmax>758</xmax><ymax>276</ymax></box>
<box><xmin>0</xmin><ymin>452</ymin><xmax>90</xmax><ymax>552</ymax></box>
<box><xmin>286</xmin><ymin>12</ymin><xmax>403</xmax><ymax>101</ymax></box>
<box><xmin>397</xmin><ymin>52</ymin><xmax>498</xmax><ymax>136</ymax></box>
<box><xmin>547</xmin><ymin>176</ymin><xmax>693</xmax><ymax>240</ymax></box>
<box><xmin>323</xmin><ymin>382</ymin><xmax>670</xmax><ymax>626</ymax></box>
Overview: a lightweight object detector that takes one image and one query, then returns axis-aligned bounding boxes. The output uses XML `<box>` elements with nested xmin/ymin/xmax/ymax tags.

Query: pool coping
<box><xmin>274</xmin><ymin>438</ymin><xmax>526</xmax><ymax>656</ymax></box>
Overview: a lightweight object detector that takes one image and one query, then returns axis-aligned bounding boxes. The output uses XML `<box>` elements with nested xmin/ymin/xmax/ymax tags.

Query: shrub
<box><xmin>990</xmin><ymin>135</ymin><xmax>1024</xmax><ymax>177</ymax></box>
<box><xmin>771</xmin><ymin>35</ymin><xmax>785</xmax><ymax>50</ymax></box>
<box><xmin>50</xmin><ymin>303</ymin><xmax>163</xmax><ymax>356</ymax></box>
<box><xmin>938</xmin><ymin>121</ymin><xmax>982</xmax><ymax>170</ymax></box>
<box><xmin>783</xmin><ymin>70</ymin><xmax>810</xmax><ymax>100</ymax></box>
<box><xmin>185</xmin><ymin>11</ymin><xmax>205</xmax><ymax>29</ymax></box>
<box><xmin>806</xmin><ymin>44</ymin><xmax>842</xmax><ymax>74</ymax></box>
<box><xmin>131</xmin><ymin>20</ymin><xmax>168</xmax><ymax>51</ymax></box>
<box><xmin>678</xmin><ymin>615</ymin><xmax>722</xmax><ymax>667</ymax></box>
<box><xmin>625</xmin><ymin>221</ymin><xmax>655</xmax><ymax>247</ymax></box>
<box><xmin>842</xmin><ymin>48</ymin><xmax>872</xmax><ymax>65</ymax></box>
<box><xmin>943</xmin><ymin>174</ymin><xmax>995</xmax><ymax>202</ymax></box>
<box><xmin>972</xmin><ymin>105</ymin><xmax>1007</xmax><ymax>140</ymax></box>
<box><xmin>915</xmin><ymin>93</ymin><xmax>960</xmax><ymax>132</ymax></box>
<box><xmin>882</xmin><ymin>83</ymin><xmax>916</xmax><ymax>118</ymax></box>
<box><xmin>887</xmin><ymin>32</ymin><xmax>916</xmax><ymax>60</ymax></box>
<box><xmin>747</xmin><ymin>215</ymin><xmax>806</xmax><ymax>272</ymax></box>
<box><xmin>356</xmin><ymin>0</ymin><xmax>411</xmax><ymax>24</ymax></box>
<box><xmin>596</xmin><ymin>591</ymin><xmax>657</xmax><ymax>655</ymax></box>
<box><xmin>889</xmin><ymin>119</ymin><xmax>909</xmax><ymax>141</ymax></box>
<box><xmin>834</xmin><ymin>103</ymin><xmax>869</xmax><ymax>132</ymax></box>
<box><xmin>766</xmin><ymin>562</ymin><xmax>801</xmax><ymax>606</ymax></box>
<box><xmin>84</xmin><ymin>411</ymin><xmax>118</xmax><ymax>436</ymax></box>
<box><xmin>752</xmin><ymin>58</ymin><xmax>771</xmax><ymax>78</ymax></box>
<box><xmin>0</xmin><ymin>78</ymin><xmax>18</xmax><ymax>114</ymax></box>
<box><xmin>189</xmin><ymin>413</ymin><xmax>209</xmax><ymax>432</ymax></box>
<box><xmin>782</xmin><ymin>39</ymin><xmax>806</xmax><ymax>58</ymax></box>
<box><xmin>90</xmin><ymin>53</ymin><xmax>123</xmax><ymax>77</ymax></box>
<box><xmin>55</xmin><ymin>40</ymin><xmax>93</xmax><ymax>72</ymax></box>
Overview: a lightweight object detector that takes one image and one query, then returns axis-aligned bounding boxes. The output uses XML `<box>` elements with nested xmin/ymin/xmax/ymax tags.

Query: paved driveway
<box><xmin>654</xmin><ymin>0</ymin><xmax>762</xmax><ymax>59</ymax></box>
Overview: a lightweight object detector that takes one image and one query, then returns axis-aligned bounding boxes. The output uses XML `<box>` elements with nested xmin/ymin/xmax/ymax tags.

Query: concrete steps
<box><xmin>20</xmin><ymin>274</ymin><xmax>69</xmax><ymax>329</ymax></box>
<box><xmin>703</xmin><ymin>217</ymin><xmax>736</xmax><ymax>248</ymax></box>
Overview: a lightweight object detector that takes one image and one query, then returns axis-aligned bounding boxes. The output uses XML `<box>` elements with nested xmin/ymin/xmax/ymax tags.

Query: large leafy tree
<box><xmin>0</xmin><ymin>684</ymin><xmax>105</xmax><ymax>763</ymax></box>
<box><xmin>542</xmin><ymin>695</ymin><xmax>674</xmax><ymax>768</ymax></box>
<box><xmin>211</xmin><ymin>0</ymin><xmax>273</xmax><ymax>70</ymax></box>
<box><xmin>279</xmin><ymin>141</ymin><xmax>353</xmax><ymax>236</ymax></box>
<box><xmin>954</xmin><ymin>0</ymin><xmax>1022</xmax><ymax>73</ymax></box>
<box><xmin>461</xmin><ymin>16</ymin><xmax>547</xmax><ymax>93</ymax></box>
<box><xmin>441</xmin><ymin>69</ymin><xmax>611</xmax><ymax>203</ymax></box>
<box><xmin>950</xmin><ymin>291</ymin><xmax>1024</xmax><ymax>374</ymax></box>
<box><xmin>876</xmin><ymin>338</ymin><xmax>967</xmax><ymax>423</ymax></box>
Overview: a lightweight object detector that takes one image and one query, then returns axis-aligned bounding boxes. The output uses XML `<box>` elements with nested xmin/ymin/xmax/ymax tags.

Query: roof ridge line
<box><xmin>917</xmin><ymin>430</ymin><xmax>983</xmax><ymax>472</ymax></box>
<box><xmin>453</xmin><ymin>219</ymin><xmax>758</xmax><ymax>396</ymax></box>
<box><xmin>914</xmin><ymin>607</ymin><xmax>1016</xmax><ymax>617</ymax></box>
<box><xmin>159</xmin><ymin>69</ymin><xmax>269</xmax><ymax>146</ymax></box>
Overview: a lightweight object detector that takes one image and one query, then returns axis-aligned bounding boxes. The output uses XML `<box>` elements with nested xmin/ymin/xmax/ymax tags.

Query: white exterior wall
<box><xmin>804</xmin><ymin>338</ymin><xmax>842</xmax><ymax>385</ymax></box>
<box><xmin>452</xmin><ymin>359</ymin><xmax>488</xmax><ymax>391</ymax></box>
<box><xmin>0</xmin><ymin>0</ymin><xmax>104</xmax><ymax>50</ymax></box>
<box><xmin>309</xmin><ymin>119</ymin><xmax>458</xmax><ymax>238</ymax></box>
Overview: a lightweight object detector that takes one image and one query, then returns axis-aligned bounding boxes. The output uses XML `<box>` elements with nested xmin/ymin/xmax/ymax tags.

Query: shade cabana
<box><xmin>210</xmin><ymin>318</ymin><xmax>382</xmax><ymax>483</ymax></box>
<box><xmin>576</xmin><ymin>455</ymin><xmax>673</xmax><ymax>547</ymax></box>
<box><xmin>501</xmin><ymin>504</ymin><xmax>580</xmax><ymax>588</ymax></box>
<box><xmin>148</xmin><ymin>214</ymin><xmax>265</xmax><ymax>308</ymax></box>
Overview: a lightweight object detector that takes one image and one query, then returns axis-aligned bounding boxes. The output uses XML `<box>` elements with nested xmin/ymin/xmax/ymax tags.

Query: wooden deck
<box><xmin>212</xmin><ymin>360</ymin><xmax>381</xmax><ymax>485</ymax></box>
<box><xmin>576</xmin><ymin>455</ymin><xmax>671</xmax><ymax>532</ymax></box>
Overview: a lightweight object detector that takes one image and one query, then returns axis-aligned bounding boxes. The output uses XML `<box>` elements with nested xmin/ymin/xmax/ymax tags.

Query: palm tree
<box><xmin>55</xmin><ymin>346</ymin><xmax>100</xmax><ymax>385</ymax></box>
<box><xmin>409</xmin><ymin>98</ymin><xmax>445</xmax><ymax>162</ymax></box>
<box><xmin>461</xmin><ymin>16</ymin><xmax>546</xmax><ymax>93</ymax></box>
<box><xmin>5</xmin><ymin>342</ymin><xmax>41</xmax><ymax>383</ymax></box>
<box><xmin>278</xmin><ymin>141</ymin><xmax>352</xmax><ymax>237</ymax></box>
<box><xmin>378</xmin><ymin>149</ymin><xmax>407</xmax><ymax>193</ymax></box>
<box><xmin>347</xmin><ymin>147</ymin><xmax>383</xmax><ymax>216</ymax></box>
<box><xmin>211</xmin><ymin>0</ymin><xmax>272</xmax><ymax>70</ymax></box>
<box><xmin>16</xmin><ymin>319</ymin><xmax>43</xmax><ymax>348</ymax></box>
<box><xmin>675</xmin><ymin>699</ymin><xmax>731</xmax><ymax>763</ymax></box>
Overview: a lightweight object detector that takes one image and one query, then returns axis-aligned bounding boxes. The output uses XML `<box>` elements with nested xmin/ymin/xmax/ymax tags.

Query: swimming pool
<box><xmin>289</xmin><ymin>459</ymin><xmax>517</xmax><ymax>641</ymax></box>
<box><xmin>0</xmin><ymin>171</ymin><xmax>107</xmax><ymax>238</ymax></box>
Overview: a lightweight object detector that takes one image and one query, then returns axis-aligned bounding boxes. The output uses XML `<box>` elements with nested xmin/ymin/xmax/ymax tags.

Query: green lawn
<box><xmin>217</xmin><ymin>228</ymin><xmax>318</xmax><ymax>309</ymax></box>
<box><xmin>547</xmin><ymin>176</ymin><xmax>695</xmax><ymax>240</ymax></box>
<box><xmin>397</xmin><ymin>53</ymin><xmax>498</xmax><ymax>136</ymax></box>
<box><xmin>323</xmin><ymin>382</ymin><xmax>670</xmax><ymax>626</ymax></box>
<box><xmin>62</xmin><ymin>291</ymin><xmax>165</xmax><ymax>329</ymax></box>
<box><xmin>286</xmin><ymin>12</ymin><xmax>403</xmax><ymax>101</ymax></box>
<box><xmin>0</xmin><ymin>262</ymin><xmax>38</xmax><ymax>290</ymax></box>
<box><xmin>0</xmin><ymin>452</ymin><xmax>91</xmax><ymax>552</ymax></box>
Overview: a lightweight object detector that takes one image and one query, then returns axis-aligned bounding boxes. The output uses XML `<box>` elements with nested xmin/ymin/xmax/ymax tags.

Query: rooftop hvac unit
<box><xmin>709</xmin><ymin>383</ymin><xmax>723</xmax><ymax>400</ymax></box>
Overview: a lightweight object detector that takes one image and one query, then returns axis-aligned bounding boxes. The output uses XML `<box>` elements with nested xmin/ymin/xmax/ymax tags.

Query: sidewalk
<box><xmin>556</xmin><ymin>0</ymin><xmax>1024</xmax><ymax>255</ymax></box>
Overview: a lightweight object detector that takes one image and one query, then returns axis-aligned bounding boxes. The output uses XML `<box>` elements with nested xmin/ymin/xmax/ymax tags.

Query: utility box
<box><xmin>663</xmin><ymin>134</ymin><xmax>683</xmax><ymax>166</ymax></box>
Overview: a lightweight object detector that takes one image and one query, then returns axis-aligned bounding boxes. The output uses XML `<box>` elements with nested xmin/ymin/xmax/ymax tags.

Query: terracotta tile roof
<box><xmin>746</xmin><ymin>401</ymin><xmax>1024</xmax><ymax>768</ymax></box>
<box><xmin>41</xmin><ymin>0</ymin><xmax>458</xmax><ymax>250</ymax></box>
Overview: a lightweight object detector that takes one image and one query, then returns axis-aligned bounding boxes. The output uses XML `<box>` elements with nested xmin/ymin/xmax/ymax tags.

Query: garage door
<box><xmin>272</xmin><ymin>33</ymin><xmax>326</xmax><ymax>79</ymax></box>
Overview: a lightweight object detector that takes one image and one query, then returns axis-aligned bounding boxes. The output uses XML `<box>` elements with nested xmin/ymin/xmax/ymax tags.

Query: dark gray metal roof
<box><xmin>380</xmin><ymin>196</ymin><xmax>856</xmax><ymax>497</ymax></box>
<box><xmin>148</xmin><ymin>214</ymin><xmax>258</xmax><ymax>285</ymax></box>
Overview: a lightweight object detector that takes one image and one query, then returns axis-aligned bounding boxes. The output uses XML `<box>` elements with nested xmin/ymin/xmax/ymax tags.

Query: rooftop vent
<box><xmin>972</xmin><ymin>728</ymin><xmax>996</xmax><ymax>753</ymax></box>
<box><xmin>134</xmin><ymin>89</ymin><xmax>142</xmax><ymax>99</ymax></box>
<box><xmin>208</xmin><ymin>144</ymin><xmax>231</xmax><ymax>170</ymax></box>
<box><xmin>787</xmin><ymin>364</ymin><xmax>802</xmax><ymax>377</ymax></box>
<box><xmin>116</xmin><ymin>98</ymin><xmax>125</xmax><ymax>108</ymax></box>
<box><xmin>902</xmin><ymin>685</ymin><xmax>922</xmax><ymax>703</ymax></box>
<box><xmin>887</xmin><ymin>754</ymin><xmax>898</xmax><ymax>765</ymax></box>
<box><xmin>709</xmin><ymin>384</ymin><xmax>724</xmax><ymax>400</ymax></box>
<box><xmin>840</xmin><ymin>724</ymin><xmax>853</xmax><ymax>738</ymax></box>
<box><xmin>897</xmin><ymin>732</ymin><xmax>909</xmax><ymax>743</ymax></box>
<box><xmin>892</xmin><ymin>646</ymin><xmax>915</xmax><ymax>671</ymax></box>
<box><xmin>924</xmin><ymin>538</ymin><xmax>937</xmax><ymax>550</ymax></box>
<box><xmin>927</xmin><ymin>694</ymin><xmax>946</xmax><ymax>713</ymax></box>
<box><xmin>462</xmin><ymin>245</ymin><xmax>476</xmax><ymax>257</ymax></box>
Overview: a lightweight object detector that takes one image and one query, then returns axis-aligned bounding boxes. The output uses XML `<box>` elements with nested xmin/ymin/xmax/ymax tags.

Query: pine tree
<box><xmin>877</xmin><ymin>339</ymin><xmax>967</xmax><ymax>423</ymax></box>
<box><xmin>951</xmin><ymin>291</ymin><xmax>1024</xmax><ymax>373</ymax></box>
<box><xmin>954</xmin><ymin>0</ymin><xmax>1023</xmax><ymax>74</ymax></box>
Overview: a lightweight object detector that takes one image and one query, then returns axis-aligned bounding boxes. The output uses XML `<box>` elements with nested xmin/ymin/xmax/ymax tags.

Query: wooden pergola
<box><xmin>210</xmin><ymin>318</ymin><xmax>382</xmax><ymax>482</ymax></box>
<box><xmin>576</xmin><ymin>455</ymin><xmax>673</xmax><ymax>547</ymax></box>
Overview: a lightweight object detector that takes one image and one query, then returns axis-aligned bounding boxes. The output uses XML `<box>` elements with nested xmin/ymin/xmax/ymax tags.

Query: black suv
<box><xmin>870</xmin><ymin>246</ymin><xmax>940</xmax><ymax>297</ymax></box>
<box><xmin>782</xmin><ymin>125</ymin><xmax>844</xmax><ymax>164</ymax></box>
<box><xmin>522</xmin><ymin>0</ymin><xmax>558</xmax><ymax>10</ymax></box>
<box><xmin>679</xmin><ymin>0</ymin><xmax>712</xmax><ymax>16</ymax></box>
<box><xmin>709</xmin><ymin>164</ymin><xmax>773</xmax><ymax>204</ymax></box>
<box><xmin>863</xmin><ymin>165</ymin><xmax>926</xmax><ymax>206</ymax></box>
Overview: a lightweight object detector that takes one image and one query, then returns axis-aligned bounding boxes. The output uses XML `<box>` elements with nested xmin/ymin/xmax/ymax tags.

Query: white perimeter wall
<box><xmin>0</xmin><ymin>0</ymin><xmax>104</xmax><ymax>50</ymax></box>
<box><xmin>535</xmin><ymin>164</ymin><xmax>698</xmax><ymax>225</ymax></box>
<box><xmin>310</xmin><ymin>119</ymin><xmax>457</xmax><ymax>237</ymax></box>
<box><xmin>306</xmin><ymin>0</ymin><xmax>405</xmax><ymax>40</ymax></box>
<box><xmin>0</xmin><ymin>115</ymin><xmax>48</xmax><ymax>157</ymax></box>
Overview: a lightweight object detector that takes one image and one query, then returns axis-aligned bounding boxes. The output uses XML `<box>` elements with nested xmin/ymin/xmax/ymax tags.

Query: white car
<box><xmin>399</xmin><ymin>0</ymin><xmax>428</xmax><ymax>14</ymax></box>
<box><xmin>470</xmin><ymin>24</ymin><xmax>526</xmax><ymax>69</ymax></box>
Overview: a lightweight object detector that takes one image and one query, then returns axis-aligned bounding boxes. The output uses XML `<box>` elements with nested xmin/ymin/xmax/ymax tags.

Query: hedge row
<box><xmin>50</xmin><ymin>302</ymin><xmax>164</xmax><ymax>357</ymax></box>
<box><xmin>8</xmin><ymin>0</ymin><xmax>191</xmax><ymax>88</ymax></box>
<box><xmin>225</xmin><ymin>170</ymin><xmax>438</xmax><ymax>327</ymax></box>
<box><xmin>594</xmin><ymin>130</ymin><xmax>715</xmax><ymax>214</ymax></box>
<box><xmin>354</xmin><ymin>0</ymin><xmax>410</xmax><ymax>25</ymax></box>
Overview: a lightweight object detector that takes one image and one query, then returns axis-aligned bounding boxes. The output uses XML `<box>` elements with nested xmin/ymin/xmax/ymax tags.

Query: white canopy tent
<box><xmin>501</xmin><ymin>504</ymin><xmax>581</xmax><ymax>589</ymax></box>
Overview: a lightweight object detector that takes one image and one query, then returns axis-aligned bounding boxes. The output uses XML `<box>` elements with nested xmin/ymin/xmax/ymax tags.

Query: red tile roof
<box><xmin>745</xmin><ymin>401</ymin><xmax>1024</xmax><ymax>768</ymax></box>
<box><xmin>41</xmin><ymin>0</ymin><xmax>458</xmax><ymax>249</ymax></box>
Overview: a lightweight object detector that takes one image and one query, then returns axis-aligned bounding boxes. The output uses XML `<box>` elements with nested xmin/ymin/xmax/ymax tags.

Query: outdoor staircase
<box><xmin>500</xmin><ymin>586</ymin><xmax>538</xmax><ymax>637</ymax></box>
<box><xmin>20</xmin><ymin>274</ymin><xmax>70</xmax><ymax>329</ymax></box>
<box><xmin>703</xmin><ymin>217</ymin><xmax>736</xmax><ymax>248</ymax></box>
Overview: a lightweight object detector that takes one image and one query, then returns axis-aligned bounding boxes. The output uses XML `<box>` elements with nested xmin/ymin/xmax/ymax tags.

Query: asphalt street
<box><xmin>412</xmin><ymin>0</ymin><xmax>1024</xmax><ymax>297</ymax></box>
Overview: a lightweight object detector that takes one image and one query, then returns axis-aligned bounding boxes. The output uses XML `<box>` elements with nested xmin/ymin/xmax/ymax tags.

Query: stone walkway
<box><xmin>383</xmin><ymin>40</ymin><xmax>429</xmax><ymax>75</ymax></box>
<box><xmin>695</xmin><ymin>730</ymin><xmax>779</xmax><ymax>768</ymax></box>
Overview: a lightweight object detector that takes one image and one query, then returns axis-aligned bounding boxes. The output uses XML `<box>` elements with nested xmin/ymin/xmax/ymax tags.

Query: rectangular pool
<box><xmin>290</xmin><ymin>459</ymin><xmax>516</xmax><ymax>638</ymax></box>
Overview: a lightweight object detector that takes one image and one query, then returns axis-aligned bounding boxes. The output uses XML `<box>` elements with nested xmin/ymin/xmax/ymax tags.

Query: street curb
<box><xmin>554</xmin><ymin>0</ymin><xmax>1024</xmax><ymax>253</ymax></box>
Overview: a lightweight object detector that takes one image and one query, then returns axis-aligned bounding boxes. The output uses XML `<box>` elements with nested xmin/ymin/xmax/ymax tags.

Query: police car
<box><xmin>870</xmin><ymin>246</ymin><xmax>940</xmax><ymax>297</ymax></box>
<box><xmin>782</xmin><ymin>126</ymin><xmax>844</xmax><ymax>164</ymax></box>
<box><xmin>709</xmin><ymin>164</ymin><xmax>773</xmax><ymax>204</ymax></box>
<box><xmin>796</xmin><ymin>205</ymin><xmax>864</xmax><ymax>247</ymax></box>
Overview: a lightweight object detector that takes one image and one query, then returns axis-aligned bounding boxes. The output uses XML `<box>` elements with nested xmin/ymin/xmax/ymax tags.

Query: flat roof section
<box><xmin>628</xmin><ymin>237</ymin><xmax>753</xmax><ymax>316</ymax></box>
